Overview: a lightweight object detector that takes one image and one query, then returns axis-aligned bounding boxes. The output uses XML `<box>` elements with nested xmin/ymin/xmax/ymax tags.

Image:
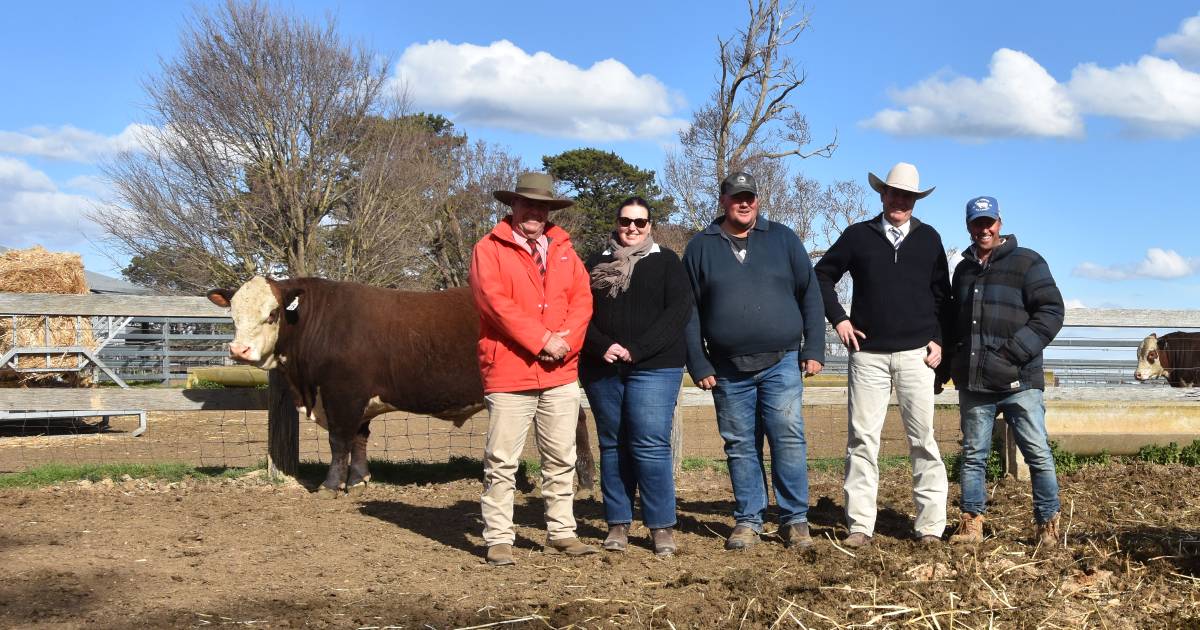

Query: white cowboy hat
<box><xmin>867</xmin><ymin>162</ymin><xmax>935</xmax><ymax>199</ymax></box>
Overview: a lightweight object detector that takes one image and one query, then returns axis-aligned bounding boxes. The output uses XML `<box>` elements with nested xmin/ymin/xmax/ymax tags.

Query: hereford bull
<box><xmin>206</xmin><ymin>276</ymin><xmax>594</xmax><ymax>495</ymax></box>
<box><xmin>1135</xmin><ymin>331</ymin><xmax>1200</xmax><ymax>387</ymax></box>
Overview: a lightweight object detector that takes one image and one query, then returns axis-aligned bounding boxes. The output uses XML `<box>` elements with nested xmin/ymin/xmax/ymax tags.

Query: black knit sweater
<box><xmin>814</xmin><ymin>214</ymin><xmax>951</xmax><ymax>352</ymax></box>
<box><xmin>581</xmin><ymin>245</ymin><xmax>693</xmax><ymax>379</ymax></box>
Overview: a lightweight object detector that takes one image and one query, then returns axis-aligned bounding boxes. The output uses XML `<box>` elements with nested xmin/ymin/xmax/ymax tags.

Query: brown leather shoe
<box><xmin>1036</xmin><ymin>513</ymin><xmax>1061</xmax><ymax>547</ymax></box>
<box><xmin>545</xmin><ymin>537</ymin><xmax>599</xmax><ymax>556</ymax></box>
<box><xmin>651</xmin><ymin>528</ymin><xmax>677</xmax><ymax>557</ymax></box>
<box><xmin>843</xmin><ymin>532</ymin><xmax>872</xmax><ymax>548</ymax></box>
<box><xmin>603</xmin><ymin>524</ymin><xmax>629</xmax><ymax>552</ymax></box>
<box><xmin>950</xmin><ymin>512</ymin><xmax>985</xmax><ymax>544</ymax></box>
<box><xmin>725</xmin><ymin>524</ymin><xmax>760</xmax><ymax>550</ymax></box>
<box><xmin>486</xmin><ymin>543</ymin><xmax>515</xmax><ymax>566</ymax></box>
<box><xmin>781</xmin><ymin>523</ymin><xmax>814</xmax><ymax>549</ymax></box>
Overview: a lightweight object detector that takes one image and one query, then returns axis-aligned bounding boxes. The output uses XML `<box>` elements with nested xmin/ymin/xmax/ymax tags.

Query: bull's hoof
<box><xmin>345</xmin><ymin>481</ymin><xmax>369</xmax><ymax>496</ymax></box>
<box><xmin>574</xmin><ymin>487</ymin><xmax>596</xmax><ymax>501</ymax></box>
<box><xmin>318</xmin><ymin>484</ymin><xmax>344</xmax><ymax>499</ymax></box>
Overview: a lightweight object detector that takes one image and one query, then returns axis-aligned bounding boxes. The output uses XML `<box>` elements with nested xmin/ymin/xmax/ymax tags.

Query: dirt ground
<box><xmin>1</xmin><ymin>463</ymin><xmax>1198</xmax><ymax>629</ymax></box>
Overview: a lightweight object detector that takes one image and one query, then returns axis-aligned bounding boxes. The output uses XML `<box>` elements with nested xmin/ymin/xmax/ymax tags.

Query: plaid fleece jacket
<box><xmin>944</xmin><ymin>235</ymin><xmax>1064</xmax><ymax>393</ymax></box>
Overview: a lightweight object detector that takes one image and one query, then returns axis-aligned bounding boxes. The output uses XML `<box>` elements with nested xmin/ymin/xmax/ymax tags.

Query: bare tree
<box><xmin>94</xmin><ymin>0</ymin><xmax>415</xmax><ymax>292</ymax></box>
<box><xmin>662</xmin><ymin>0</ymin><xmax>849</xmax><ymax>246</ymax></box>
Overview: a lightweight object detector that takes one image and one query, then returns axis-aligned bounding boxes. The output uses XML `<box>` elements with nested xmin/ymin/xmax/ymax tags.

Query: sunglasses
<box><xmin>617</xmin><ymin>217</ymin><xmax>650</xmax><ymax>228</ymax></box>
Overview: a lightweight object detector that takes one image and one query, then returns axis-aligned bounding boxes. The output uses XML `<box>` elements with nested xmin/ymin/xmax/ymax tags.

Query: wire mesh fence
<box><xmin>0</xmin><ymin>403</ymin><xmax>965</xmax><ymax>474</ymax></box>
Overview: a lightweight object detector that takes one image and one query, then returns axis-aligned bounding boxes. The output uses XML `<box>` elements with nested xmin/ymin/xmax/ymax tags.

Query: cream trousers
<box><xmin>480</xmin><ymin>382</ymin><xmax>581</xmax><ymax>546</ymax></box>
<box><xmin>844</xmin><ymin>348</ymin><xmax>947</xmax><ymax>537</ymax></box>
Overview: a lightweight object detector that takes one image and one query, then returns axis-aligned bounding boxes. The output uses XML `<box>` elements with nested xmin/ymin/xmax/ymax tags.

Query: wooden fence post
<box><xmin>267</xmin><ymin>368</ymin><xmax>299</xmax><ymax>479</ymax></box>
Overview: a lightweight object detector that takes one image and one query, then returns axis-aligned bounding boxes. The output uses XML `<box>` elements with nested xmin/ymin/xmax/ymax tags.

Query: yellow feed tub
<box><xmin>187</xmin><ymin>366</ymin><xmax>268</xmax><ymax>388</ymax></box>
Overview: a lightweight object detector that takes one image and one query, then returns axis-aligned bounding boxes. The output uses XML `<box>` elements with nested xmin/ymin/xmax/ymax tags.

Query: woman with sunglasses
<box><xmin>580</xmin><ymin>196</ymin><xmax>694</xmax><ymax>557</ymax></box>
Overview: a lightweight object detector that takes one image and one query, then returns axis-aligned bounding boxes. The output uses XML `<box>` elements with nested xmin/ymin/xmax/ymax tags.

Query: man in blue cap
<box><xmin>940</xmin><ymin>196</ymin><xmax>1066</xmax><ymax>547</ymax></box>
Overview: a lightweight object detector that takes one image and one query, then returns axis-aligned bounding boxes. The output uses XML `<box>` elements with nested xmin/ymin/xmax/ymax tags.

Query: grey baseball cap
<box><xmin>720</xmin><ymin>171</ymin><xmax>758</xmax><ymax>196</ymax></box>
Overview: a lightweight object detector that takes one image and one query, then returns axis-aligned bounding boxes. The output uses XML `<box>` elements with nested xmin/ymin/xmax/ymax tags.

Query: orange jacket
<box><xmin>469</xmin><ymin>218</ymin><xmax>593</xmax><ymax>394</ymax></box>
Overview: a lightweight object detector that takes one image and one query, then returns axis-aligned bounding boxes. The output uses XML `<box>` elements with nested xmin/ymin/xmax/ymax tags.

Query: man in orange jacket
<box><xmin>469</xmin><ymin>172</ymin><xmax>597</xmax><ymax>566</ymax></box>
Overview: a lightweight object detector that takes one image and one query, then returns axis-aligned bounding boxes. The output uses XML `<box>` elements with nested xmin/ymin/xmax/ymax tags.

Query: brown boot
<box><xmin>603</xmin><ymin>524</ymin><xmax>629</xmax><ymax>552</ymax></box>
<box><xmin>725</xmin><ymin>524</ymin><xmax>760</xmax><ymax>550</ymax></box>
<box><xmin>486</xmin><ymin>543</ymin><xmax>515</xmax><ymax>566</ymax></box>
<box><xmin>545</xmin><ymin>536</ymin><xmax>599</xmax><ymax>556</ymax></box>
<box><xmin>781</xmin><ymin>523</ymin><xmax>814</xmax><ymax>549</ymax></box>
<box><xmin>1036</xmin><ymin>513</ymin><xmax>1061</xmax><ymax>547</ymax></box>
<box><xmin>843</xmin><ymin>532</ymin><xmax>873</xmax><ymax>548</ymax></box>
<box><xmin>651</xmin><ymin>528</ymin><xmax>677</xmax><ymax>557</ymax></box>
<box><xmin>950</xmin><ymin>513</ymin><xmax>985</xmax><ymax>544</ymax></box>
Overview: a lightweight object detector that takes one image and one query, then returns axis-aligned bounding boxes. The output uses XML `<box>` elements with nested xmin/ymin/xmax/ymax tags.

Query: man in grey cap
<box><xmin>814</xmin><ymin>162</ymin><xmax>951</xmax><ymax>548</ymax></box>
<box><xmin>941</xmin><ymin>196</ymin><xmax>1065</xmax><ymax>547</ymax></box>
<box><xmin>683</xmin><ymin>171</ymin><xmax>826</xmax><ymax>550</ymax></box>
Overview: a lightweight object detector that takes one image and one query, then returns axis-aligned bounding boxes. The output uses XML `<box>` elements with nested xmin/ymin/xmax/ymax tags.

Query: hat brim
<box><xmin>868</xmin><ymin>172</ymin><xmax>934</xmax><ymax>199</ymax></box>
<box><xmin>493</xmin><ymin>190</ymin><xmax>574</xmax><ymax>210</ymax></box>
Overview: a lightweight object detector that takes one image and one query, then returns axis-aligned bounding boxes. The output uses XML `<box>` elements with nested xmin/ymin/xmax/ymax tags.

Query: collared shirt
<box><xmin>511</xmin><ymin>231</ymin><xmax>549</xmax><ymax>263</ymax></box>
<box><xmin>881</xmin><ymin>217</ymin><xmax>911</xmax><ymax>240</ymax></box>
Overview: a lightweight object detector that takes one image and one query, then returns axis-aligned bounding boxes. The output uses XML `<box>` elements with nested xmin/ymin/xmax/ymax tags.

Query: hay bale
<box><xmin>0</xmin><ymin>246</ymin><xmax>97</xmax><ymax>386</ymax></box>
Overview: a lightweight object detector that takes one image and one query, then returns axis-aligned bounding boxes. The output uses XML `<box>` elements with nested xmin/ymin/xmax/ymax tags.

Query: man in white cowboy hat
<box><xmin>469</xmin><ymin>171</ymin><xmax>597</xmax><ymax>565</ymax></box>
<box><xmin>814</xmin><ymin>162</ymin><xmax>952</xmax><ymax>548</ymax></box>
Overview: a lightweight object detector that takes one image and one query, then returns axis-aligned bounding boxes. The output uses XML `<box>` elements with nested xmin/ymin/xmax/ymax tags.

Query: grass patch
<box><xmin>1134</xmin><ymin>440</ymin><xmax>1200</xmax><ymax>466</ymax></box>
<box><xmin>681</xmin><ymin>457</ymin><xmax>728</xmax><ymax>473</ymax></box>
<box><xmin>0</xmin><ymin>461</ymin><xmax>265</xmax><ymax>489</ymax></box>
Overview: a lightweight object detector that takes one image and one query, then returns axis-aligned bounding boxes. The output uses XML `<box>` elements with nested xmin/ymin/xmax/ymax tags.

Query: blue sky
<box><xmin>1</xmin><ymin>1</ymin><xmax>1198</xmax><ymax>308</ymax></box>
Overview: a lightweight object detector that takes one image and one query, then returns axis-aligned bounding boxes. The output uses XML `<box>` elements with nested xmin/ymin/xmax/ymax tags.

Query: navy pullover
<box><xmin>682</xmin><ymin>217</ymin><xmax>826</xmax><ymax>381</ymax></box>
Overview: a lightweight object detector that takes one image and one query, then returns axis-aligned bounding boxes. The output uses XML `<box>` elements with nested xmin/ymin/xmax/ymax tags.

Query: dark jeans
<box><xmin>582</xmin><ymin>367</ymin><xmax>683</xmax><ymax>529</ymax></box>
<box><xmin>712</xmin><ymin>351</ymin><xmax>808</xmax><ymax>531</ymax></box>
<box><xmin>959</xmin><ymin>388</ymin><xmax>1060</xmax><ymax>522</ymax></box>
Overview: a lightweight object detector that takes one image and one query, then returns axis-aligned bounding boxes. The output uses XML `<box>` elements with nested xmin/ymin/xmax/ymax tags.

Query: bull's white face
<box><xmin>214</xmin><ymin>276</ymin><xmax>285</xmax><ymax>369</ymax></box>
<box><xmin>1134</xmin><ymin>334</ymin><xmax>1165</xmax><ymax>381</ymax></box>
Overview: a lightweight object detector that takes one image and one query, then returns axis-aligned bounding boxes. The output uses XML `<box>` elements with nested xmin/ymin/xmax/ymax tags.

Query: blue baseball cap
<box><xmin>965</xmin><ymin>196</ymin><xmax>1000</xmax><ymax>222</ymax></box>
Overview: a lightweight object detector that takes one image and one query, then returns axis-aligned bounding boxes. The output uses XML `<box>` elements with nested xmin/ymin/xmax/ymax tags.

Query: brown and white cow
<box><xmin>207</xmin><ymin>276</ymin><xmax>594</xmax><ymax>495</ymax></box>
<box><xmin>1135</xmin><ymin>331</ymin><xmax>1200</xmax><ymax>387</ymax></box>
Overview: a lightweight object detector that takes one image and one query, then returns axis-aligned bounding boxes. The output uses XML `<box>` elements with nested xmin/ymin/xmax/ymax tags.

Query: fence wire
<box><xmin>0</xmin><ymin>404</ymin><xmax>965</xmax><ymax>474</ymax></box>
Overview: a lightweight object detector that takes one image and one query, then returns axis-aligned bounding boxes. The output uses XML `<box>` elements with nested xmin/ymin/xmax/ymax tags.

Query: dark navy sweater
<box><xmin>682</xmin><ymin>217</ymin><xmax>826</xmax><ymax>381</ymax></box>
<box><xmin>814</xmin><ymin>214</ymin><xmax>951</xmax><ymax>352</ymax></box>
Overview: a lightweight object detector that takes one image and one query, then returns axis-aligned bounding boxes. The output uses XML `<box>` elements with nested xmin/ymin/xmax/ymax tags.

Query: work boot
<box><xmin>1036</xmin><ymin>513</ymin><xmax>1062</xmax><ymax>547</ymax></box>
<box><xmin>781</xmin><ymin>523</ymin><xmax>814</xmax><ymax>549</ymax></box>
<box><xmin>842</xmin><ymin>532</ymin><xmax>873</xmax><ymax>549</ymax></box>
<box><xmin>651</xmin><ymin>528</ymin><xmax>677</xmax><ymax>557</ymax></box>
<box><xmin>725</xmin><ymin>524</ymin><xmax>760</xmax><ymax>550</ymax></box>
<box><xmin>485</xmin><ymin>543</ymin><xmax>515</xmax><ymax>566</ymax></box>
<box><xmin>603</xmin><ymin>524</ymin><xmax>629</xmax><ymax>552</ymax></box>
<box><xmin>950</xmin><ymin>512</ymin><xmax>985</xmax><ymax>544</ymax></box>
<box><xmin>917</xmin><ymin>535</ymin><xmax>943</xmax><ymax>546</ymax></box>
<box><xmin>545</xmin><ymin>537</ymin><xmax>599</xmax><ymax>556</ymax></box>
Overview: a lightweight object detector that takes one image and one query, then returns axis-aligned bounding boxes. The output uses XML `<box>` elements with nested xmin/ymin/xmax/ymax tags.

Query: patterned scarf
<box><xmin>590</xmin><ymin>233</ymin><xmax>656</xmax><ymax>298</ymax></box>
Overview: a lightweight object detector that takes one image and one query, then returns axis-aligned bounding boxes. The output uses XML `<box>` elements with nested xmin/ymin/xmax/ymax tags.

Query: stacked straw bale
<box><xmin>0</xmin><ymin>246</ymin><xmax>97</xmax><ymax>386</ymax></box>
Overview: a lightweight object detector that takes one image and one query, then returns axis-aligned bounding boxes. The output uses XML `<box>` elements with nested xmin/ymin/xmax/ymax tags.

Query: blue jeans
<box><xmin>582</xmin><ymin>367</ymin><xmax>683</xmax><ymax>529</ymax></box>
<box><xmin>712</xmin><ymin>351</ymin><xmax>808</xmax><ymax>531</ymax></box>
<box><xmin>959</xmin><ymin>388</ymin><xmax>1060</xmax><ymax>523</ymax></box>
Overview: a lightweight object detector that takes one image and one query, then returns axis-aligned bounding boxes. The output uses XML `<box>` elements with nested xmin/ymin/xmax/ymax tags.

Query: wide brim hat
<box><xmin>493</xmin><ymin>172</ymin><xmax>574</xmax><ymax>210</ymax></box>
<box><xmin>868</xmin><ymin>162</ymin><xmax>935</xmax><ymax>199</ymax></box>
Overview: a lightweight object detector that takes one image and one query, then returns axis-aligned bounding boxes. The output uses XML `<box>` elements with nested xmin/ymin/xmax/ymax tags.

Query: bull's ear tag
<box><xmin>286</xmin><ymin>296</ymin><xmax>300</xmax><ymax>311</ymax></box>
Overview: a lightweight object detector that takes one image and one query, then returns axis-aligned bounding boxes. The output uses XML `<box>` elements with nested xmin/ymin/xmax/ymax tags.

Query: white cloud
<box><xmin>0</xmin><ymin>123</ymin><xmax>154</xmax><ymax>163</ymax></box>
<box><xmin>865</xmin><ymin>15</ymin><xmax>1200</xmax><ymax>140</ymax></box>
<box><xmin>391</xmin><ymin>40</ymin><xmax>688</xmax><ymax>141</ymax></box>
<box><xmin>0</xmin><ymin>157</ymin><xmax>100</xmax><ymax>251</ymax></box>
<box><xmin>1067</xmin><ymin>56</ymin><xmax>1200</xmax><ymax>137</ymax></box>
<box><xmin>1073</xmin><ymin>248</ymin><xmax>1200</xmax><ymax>281</ymax></box>
<box><xmin>1063</xmin><ymin>298</ymin><xmax>1087</xmax><ymax>309</ymax></box>
<box><xmin>860</xmin><ymin>49</ymin><xmax>1082</xmax><ymax>139</ymax></box>
<box><xmin>1155</xmin><ymin>14</ymin><xmax>1200</xmax><ymax>68</ymax></box>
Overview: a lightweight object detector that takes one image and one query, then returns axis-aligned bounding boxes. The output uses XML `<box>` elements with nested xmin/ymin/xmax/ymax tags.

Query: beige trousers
<box><xmin>480</xmin><ymin>381</ymin><xmax>581</xmax><ymax>546</ymax></box>
<box><xmin>845</xmin><ymin>348</ymin><xmax>948</xmax><ymax>537</ymax></box>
